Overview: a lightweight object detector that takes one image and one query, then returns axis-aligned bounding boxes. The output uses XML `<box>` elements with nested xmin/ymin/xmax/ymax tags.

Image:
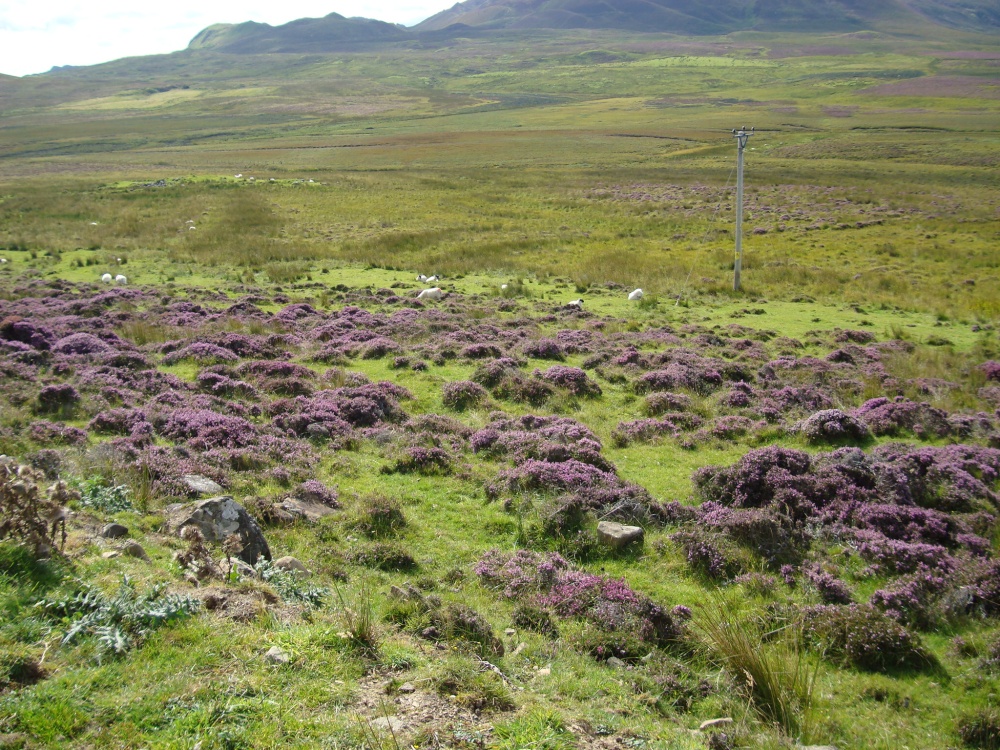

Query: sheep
<box><xmin>628</xmin><ymin>288</ymin><xmax>644</xmax><ymax>301</ymax></box>
<box><xmin>0</xmin><ymin>258</ymin><xmax>7</xmax><ymax>264</ymax></box>
<box><xmin>567</xmin><ymin>299</ymin><xmax>584</xmax><ymax>309</ymax></box>
<box><xmin>115</xmin><ymin>274</ymin><xmax>127</xmax><ymax>284</ymax></box>
<box><xmin>501</xmin><ymin>284</ymin><xmax>508</xmax><ymax>290</ymax></box>
<box><xmin>235</xmin><ymin>173</ymin><xmax>243</xmax><ymax>179</ymax></box>
<box><xmin>417</xmin><ymin>274</ymin><xmax>428</xmax><ymax>282</ymax></box>
<box><xmin>417</xmin><ymin>287</ymin><xmax>444</xmax><ymax>300</ymax></box>
<box><xmin>101</xmin><ymin>273</ymin><xmax>113</xmax><ymax>283</ymax></box>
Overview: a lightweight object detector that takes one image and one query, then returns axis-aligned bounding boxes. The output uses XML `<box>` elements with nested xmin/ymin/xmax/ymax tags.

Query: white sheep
<box><xmin>0</xmin><ymin>258</ymin><xmax>7</xmax><ymax>264</ymax></box>
<box><xmin>101</xmin><ymin>273</ymin><xmax>112</xmax><ymax>283</ymax></box>
<box><xmin>115</xmin><ymin>274</ymin><xmax>127</xmax><ymax>284</ymax></box>
<box><xmin>500</xmin><ymin>284</ymin><xmax>508</xmax><ymax>290</ymax></box>
<box><xmin>628</xmin><ymin>288</ymin><xmax>644</xmax><ymax>301</ymax></box>
<box><xmin>426</xmin><ymin>275</ymin><xmax>439</xmax><ymax>283</ymax></box>
<box><xmin>567</xmin><ymin>299</ymin><xmax>584</xmax><ymax>308</ymax></box>
<box><xmin>417</xmin><ymin>274</ymin><xmax>427</xmax><ymax>282</ymax></box>
<box><xmin>417</xmin><ymin>287</ymin><xmax>443</xmax><ymax>300</ymax></box>
<box><xmin>235</xmin><ymin>173</ymin><xmax>242</xmax><ymax>179</ymax></box>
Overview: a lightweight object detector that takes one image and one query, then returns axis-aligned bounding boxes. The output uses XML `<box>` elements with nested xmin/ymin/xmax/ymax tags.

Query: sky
<box><xmin>0</xmin><ymin>1</ymin><xmax>452</xmax><ymax>77</ymax></box>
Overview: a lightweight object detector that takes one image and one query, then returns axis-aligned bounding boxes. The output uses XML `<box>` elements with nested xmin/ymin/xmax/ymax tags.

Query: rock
<box><xmin>606</xmin><ymin>656</ymin><xmax>627</xmax><ymax>669</ymax></box>
<box><xmin>276</xmin><ymin>497</ymin><xmax>337</xmax><ymax>523</ymax></box>
<box><xmin>699</xmin><ymin>718</ymin><xmax>734</xmax><ymax>731</ymax></box>
<box><xmin>371</xmin><ymin>716</ymin><xmax>405</xmax><ymax>733</ymax></box>
<box><xmin>536</xmin><ymin>666</ymin><xmax>551</xmax><ymax>677</ymax></box>
<box><xmin>122</xmin><ymin>541</ymin><xmax>149</xmax><ymax>560</ymax></box>
<box><xmin>421</xmin><ymin>626</ymin><xmax>441</xmax><ymax>640</ymax></box>
<box><xmin>100</xmin><ymin>523</ymin><xmax>128</xmax><ymax>539</ymax></box>
<box><xmin>101</xmin><ymin>550</ymin><xmax>120</xmax><ymax>559</ymax></box>
<box><xmin>505</xmin><ymin>628</ymin><xmax>516</xmax><ymax>636</ymax></box>
<box><xmin>165</xmin><ymin>496</ymin><xmax>271</xmax><ymax>565</ymax></box>
<box><xmin>181</xmin><ymin>474</ymin><xmax>224</xmax><ymax>496</ymax></box>
<box><xmin>274</xmin><ymin>556</ymin><xmax>310</xmax><ymax>576</ymax></box>
<box><xmin>597</xmin><ymin>521</ymin><xmax>644</xmax><ymax>549</ymax></box>
<box><xmin>398</xmin><ymin>682</ymin><xmax>416</xmax><ymax>694</ymax></box>
<box><xmin>219</xmin><ymin>557</ymin><xmax>256</xmax><ymax>579</ymax></box>
<box><xmin>305</xmin><ymin>423</ymin><xmax>330</xmax><ymax>439</ymax></box>
<box><xmin>264</xmin><ymin>646</ymin><xmax>289</xmax><ymax>665</ymax></box>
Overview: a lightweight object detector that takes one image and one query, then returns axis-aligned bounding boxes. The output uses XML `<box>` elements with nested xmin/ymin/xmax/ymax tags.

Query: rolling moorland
<box><xmin>1</xmin><ymin>6</ymin><xmax>1000</xmax><ymax>749</ymax></box>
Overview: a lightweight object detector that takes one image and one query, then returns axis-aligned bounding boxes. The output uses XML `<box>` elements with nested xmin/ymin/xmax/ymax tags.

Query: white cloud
<box><xmin>0</xmin><ymin>0</ymin><xmax>450</xmax><ymax>77</ymax></box>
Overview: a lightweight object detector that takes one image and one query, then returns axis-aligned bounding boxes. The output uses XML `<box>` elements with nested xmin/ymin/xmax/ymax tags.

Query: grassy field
<box><xmin>0</xmin><ymin>26</ymin><xmax>999</xmax><ymax>750</ymax></box>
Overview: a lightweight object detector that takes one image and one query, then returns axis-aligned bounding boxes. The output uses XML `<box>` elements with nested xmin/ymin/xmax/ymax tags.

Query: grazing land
<box><xmin>0</xmin><ymin>24</ymin><xmax>999</xmax><ymax>750</ymax></box>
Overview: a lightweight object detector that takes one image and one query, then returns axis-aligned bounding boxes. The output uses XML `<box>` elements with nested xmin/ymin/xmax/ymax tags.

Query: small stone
<box><xmin>220</xmin><ymin>557</ymin><xmax>256</xmax><ymax>579</ymax></box>
<box><xmin>398</xmin><ymin>682</ymin><xmax>416</xmax><ymax>694</ymax></box>
<box><xmin>699</xmin><ymin>718</ymin><xmax>734</xmax><ymax>731</ymax></box>
<box><xmin>100</xmin><ymin>523</ymin><xmax>128</xmax><ymax>539</ymax></box>
<box><xmin>371</xmin><ymin>716</ymin><xmax>405</xmax><ymax>733</ymax></box>
<box><xmin>101</xmin><ymin>550</ymin><xmax>121</xmax><ymax>559</ymax></box>
<box><xmin>122</xmin><ymin>541</ymin><xmax>149</xmax><ymax>560</ymax></box>
<box><xmin>596</xmin><ymin>521</ymin><xmax>644</xmax><ymax>549</ymax></box>
<box><xmin>274</xmin><ymin>556</ymin><xmax>310</xmax><ymax>576</ymax></box>
<box><xmin>536</xmin><ymin>667</ymin><xmax>551</xmax><ymax>677</ymax></box>
<box><xmin>505</xmin><ymin>628</ymin><xmax>516</xmax><ymax>636</ymax></box>
<box><xmin>606</xmin><ymin>657</ymin><xmax>627</xmax><ymax>669</ymax></box>
<box><xmin>181</xmin><ymin>474</ymin><xmax>224</xmax><ymax>496</ymax></box>
<box><xmin>264</xmin><ymin>646</ymin><xmax>290</xmax><ymax>664</ymax></box>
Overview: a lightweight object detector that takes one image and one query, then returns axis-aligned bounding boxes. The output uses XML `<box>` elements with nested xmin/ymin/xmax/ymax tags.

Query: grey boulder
<box><xmin>597</xmin><ymin>521</ymin><xmax>644</xmax><ymax>549</ymax></box>
<box><xmin>182</xmin><ymin>474</ymin><xmax>225</xmax><ymax>496</ymax></box>
<box><xmin>165</xmin><ymin>496</ymin><xmax>271</xmax><ymax>565</ymax></box>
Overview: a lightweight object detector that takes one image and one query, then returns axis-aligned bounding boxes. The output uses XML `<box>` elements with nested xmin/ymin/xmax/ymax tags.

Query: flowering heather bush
<box><xmin>804</xmin><ymin>565</ymin><xmax>854</xmax><ymax>605</ymax></box>
<box><xmin>644</xmin><ymin>391</ymin><xmax>692</xmax><ymax>415</ymax></box>
<box><xmin>709</xmin><ymin>415</ymin><xmax>757</xmax><ymax>440</ymax></box>
<box><xmin>475</xmin><ymin>549</ymin><xmax>686</xmax><ymax>657</ymax></box>
<box><xmin>488</xmin><ymin>458</ymin><xmax>616</xmax><ymax>499</ymax></box>
<box><xmin>88</xmin><ymin>408</ymin><xmax>150</xmax><ymax>436</ymax></box>
<box><xmin>835</xmin><ymin>329</ymin><xmax>876</xmax><ymax>344</ymax></box>
<box><xmin>52</xmin><ymin>333</ymin><xmax>114</xmax><ymax>357</ymax></box>
<box><xmin>535</xmin><ymin>366</ymin><xmax>601</xmax><ymax>397</ymax></box>
<box><xmin>853</xmin><ymin>397</ymin><xmax>951</xmax><ymax>438</ymax></box>
<box><xmin>796</xmin><ymin>409</ymin><xmax>871</xmax><ymax>444</ymax></box>
<box><xmin>634</xmin><ymin>363</ymin><xmax>723</xmax><ymax>396</ymax></box>
<box><xmin>157</xmin><ymin>409</ymin><xmax>260</xmax><ymax>450</ymax></box>
<box><xmin>0</xmin><ymin>318</ymin><xmax>54</xmax><ymax>350</ymax></box>
<box><xmin>802</xmin><ymin>604</ymin><xmax>934</xmax><ymax>672</ymax></box>
<box><xmin>442</xmin><ymin>380</ymin><xmax>489</xmax><ymax>411</ymax></box>
<box><xmin>869</xmin><ymin>569</ymin><xmax>947</xmax><ymax>628</ymax></box>
<box><xmin>205</xmin><ymin>332</ymin><xmax>285</xmax><ymax>360</ymax></box>
<box><xmin>694</xmin><ymin>446</ymin><xmax>812</xmax><ymax>508</ymax></box>
<box><xmin>460</xmin><ymin>343</ymin><xmax>503</xmax><ymax>360</ymax></box>
<box><xmin>853</xmin><ymin>531</ymin><xmax>954</xmax><ymax>574</ymax></box>
<box><xmin>471</xmin><ymin>358</ymin><xmax>524</xmax><ymax>388</ymax></box>
<box><xmin>236</xmin><ymin>360</ymin><xmax>316</xmax><ymax>381</ymax></box>
<box><xmin>195</xmin><ymin>372</ymin><xmax>259</xmax><ymax>399</ymax></box>
<box><xmin>672</xmin><ymin>528</ymin><xmax>742</xmax><ymax>581</ymax></box>
<box><xmin>383</xmin><ymin>446</ymin><xmax>453</xmax><ymax>475</ymax></box>
<box><xmin>28</xmin><ymin>421</ymin><xmax>88</xmax><ymax>446</ymax></box>
<box><xmin>162</xmin><ymin>342</ymin><xmax>238</xmax><ymax>365</ymax></box>
<box><xmin>981</xmin><ymin>361</ymin><xmax>1000</xmax><ymax>382</ymax></box>
<box><xmin>612</xmin><ymin>413</ymin><xmax>703</xmax><ymax>447</ymax></box>
<box><xmin>36</xmin><ymin>384</ymin><xmax>80</xmax><ymax>414</ymax></box>
<box><xmin>522</xmin><ymin>338</ymin><xmax>565</xmax><ymax>360</ymax></box>
<box><xmin>294</xmin><ymin>480</ymin><xmax>339</xmax><ymax>508</ymax></box>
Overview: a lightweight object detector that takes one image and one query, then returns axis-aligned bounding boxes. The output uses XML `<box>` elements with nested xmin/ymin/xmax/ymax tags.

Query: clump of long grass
<box><xmin>334</xmin><ymin>580</ymin><xmax>381</xmax><ymax>657</ymax></box>
<box><xmin>696</xmin><ymin>596</ymin><xmax>821</xmax><ymax>741</ymax></box>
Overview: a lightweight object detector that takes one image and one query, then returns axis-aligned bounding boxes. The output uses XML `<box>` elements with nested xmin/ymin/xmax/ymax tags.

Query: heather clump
<box><xmin>802</xmin><ymin>604</ymin><xmax>936</xmax><ymax>673</ymax></box>
<box><xmin>36</xmin><ymin>383</ymin><xmax>80</xmax><ymax>415</ymax></box>
<box><xmin>162</xmin><ymin>342</ymin><xmax>239</xmax><ymax>365</ymax></box>
<box><xmin>522</xmin><ymin>338</ymin><xmax>565</xmax><ymax>360</ymax></box>
<box><xmin>383</xmin><ymin>446</ymin><xmax>453</xmax><ymax>476</ymax></box>
<box><xmin>644</xmin><ymin>391</ymin><xmax>693</xmax><ymax>415</ymax></box>
<box><xmin>795</xmin><ymin>409</ymin><xmax>871</xmax><ymax>445</ymax></box>
<box><xmin>441</xmin><ymin>380</ymin><xmax>489</xmax><ymax>411</ymax></box>
<box><xmin>535</xmin><ymin>365</ymin><xmax>601</xmax><ymax>397</ymax></box>
<box><xmin>853</xmin><ymin>397</ymin><xmax>952</xmax><ymax>438</ymax></box>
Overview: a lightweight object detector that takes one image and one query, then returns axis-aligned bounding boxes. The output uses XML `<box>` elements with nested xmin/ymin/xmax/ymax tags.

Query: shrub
<box><xmin>512</xmin><ymin>602</ymin><xmax>558</xmax><ymax>637</ymax></box>
<box><xmin>802</xmin><ymin>604</ymin><xmax>935</xmax><ymax>673</ymax></box>
<box><xmin>348</xmin><ymin>542</ymin><xmax>416</xmax><ymax>571</ymax></box>
<box><xmin>351</xmin><ymin>494</ymin><xmax>406</xmax><ymax>537</ymax></box>
<box><xmin>442</xmin><ymin>380</ymin><xmax>489</xmax><ymax>411</ymax></box>
<box><xmin>432</xmin><ymin>655</ymin><xmax>515</xmax><ymax>711</ymax></box>
<box><xmin>958</xmin><ymin>709</ymin><xmax>1000</xmax><ymax>749</ymax></box>
<box><xmin>1</xmin><ymin>458</ymin><xmax>79</xmax><ymax>556</ymax></box>
<box><xmin>535</xmin><ymin>366</ymin><xmax>601</xmax><ymax>397</ymax></box>
<box><xmin>36</xmin><ymin>384</ymin><xmax>80</xmax><ymax>414</ymax></box>
<box><xmin>796</xmin><ymin>409</ymin><xmax>870</xmax><ymax>445</ymax></box>
<box><xmin>383</xmin><ymin>446</ymin><xmax>453</xmax><ymax>476</ymax></box>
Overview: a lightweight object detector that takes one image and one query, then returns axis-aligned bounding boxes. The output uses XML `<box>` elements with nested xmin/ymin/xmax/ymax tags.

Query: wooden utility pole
<box><xmin>732</xmin><ymin>126</ymin><xmax>753</xmax><ymax>291</ymax></box>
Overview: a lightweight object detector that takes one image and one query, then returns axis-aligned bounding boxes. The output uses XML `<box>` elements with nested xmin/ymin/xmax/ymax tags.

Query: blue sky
<box><xmin>0</xmin><ymin>1</ymin><xmax>451</xmax><ymax>77</ymax></box>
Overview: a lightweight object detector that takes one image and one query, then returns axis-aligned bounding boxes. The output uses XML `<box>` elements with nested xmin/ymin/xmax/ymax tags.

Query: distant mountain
<box><xmin>188</xmin><ymin>13</ymin><xmax>410</xmax><ymax>53</ymax></box>
<box><xmin>415</xmin><ymin>0</ymin><xmax>1000</xmax><ymax>33</ymax></box>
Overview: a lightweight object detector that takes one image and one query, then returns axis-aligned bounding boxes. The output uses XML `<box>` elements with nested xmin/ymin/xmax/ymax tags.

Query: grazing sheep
<box><xmin>417</xmin><ymin>287</ymin><xmax>443</xmax><ymax>300</ymax></box>
<box><xmin>426</xmin><ymin>275</ymin><xmax>439</xmax><ymax>283</ymax></box>
<box><xmin>628</xmin><ymin>288</ymin><xmax>644</xmax><ymax>301</ymax></box>
<box><xmin>101</xmin><ymin>273</ymin><xmax>113</xmax><ymax>283</ymax></box>
<box><xmin>501</xmin><ymin>284</ymin><xmax>508</xmax><ymax>290</ymax></box>
<box><xmin>115</xmin><ymin>274</ymin><xmax>127</xmax><ymax>284</ymax></box>
<box><xmin>0</xmin><ymin>258</ymin><xmax>7</xmax><ymax>264</ymax></box>
<box><xmin>567</xmin><ymin>299</ymin><xmax>584</xmax><ymax>309</ymax></box>
<box><xmin>417</xmin><ymin>274</ymin><xmax>428</xmax><ymax>282</ymax></box>
<box><xmin>235</xmin><ymin>173</ymin><xmax>243</xmax><ymax>179</ymax></box>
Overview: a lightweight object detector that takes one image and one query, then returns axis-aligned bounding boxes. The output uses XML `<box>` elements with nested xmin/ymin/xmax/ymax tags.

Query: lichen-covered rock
<box><xmin>597</xmin><ymin>521</ymin><xmax>644</xmax><ymax>548</ymax></box>
<box><xmin>165</xmin><ymin>496</ymin><xmax>271</xmax><ymax>565</ymax></box>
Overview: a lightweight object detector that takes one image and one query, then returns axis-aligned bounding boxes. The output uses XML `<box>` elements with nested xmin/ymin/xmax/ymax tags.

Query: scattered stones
<box><xmin>371</xmin><ymin>716</ymin><xmax>405</xmax><ymax>733</ymax></box>
<box><xmin>181</xmin><ymin>474</ymin><xmax>225</xmax><ymax>496</ymax></box>
<box><xmin>274</xmin><ymin>556</ymin><xmax>310</xmax><ymax>576</ymax></box>
<box><xmin>100</xmin><ymin>523</ymin><xmax>128</xmax><ymax>539</ymax></box>
<box><xmin>264</xmin><ymin>646</ymin><xmax>290</xmax><ymax>665</ymax></box>
<box><xmin>165</xmin><ymin>496</ymin><xmax>271</xmax><ymax>565</ymax></box>
<box><xmin>700</xmin><ymin>718</ymin><xmax>734</xmax><ymax>731</ymax></box>
<box><xmin>122</xmin><ymin>541</ymin><xmax>149</xmax><ymax>560</ymax></box>
<box><xmin>596</xmin><ymin>520</ymin><xmax>644</xmax><ymax>549</ymax></box>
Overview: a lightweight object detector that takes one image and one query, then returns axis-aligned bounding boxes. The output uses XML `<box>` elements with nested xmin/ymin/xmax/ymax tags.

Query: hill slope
<box><xmin>415</xmin><ymin>0</ymin><xmax>1000</xmax><ymax>33</ymax></box>
<box><xmin>188</xmin><ymin>13</ymin><xmax>410</xmax><ymax>53</ymax></box>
